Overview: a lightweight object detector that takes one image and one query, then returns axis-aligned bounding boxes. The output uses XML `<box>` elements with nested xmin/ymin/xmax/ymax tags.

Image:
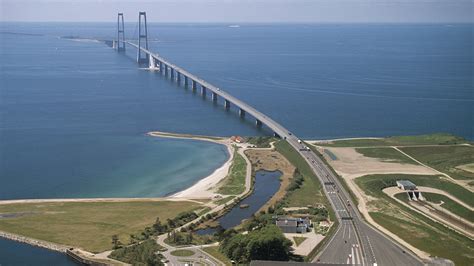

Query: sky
<box><xmin>0</xmin><ymin>0</ymin><xmax>472</xmax><ymax>23</ymax></box>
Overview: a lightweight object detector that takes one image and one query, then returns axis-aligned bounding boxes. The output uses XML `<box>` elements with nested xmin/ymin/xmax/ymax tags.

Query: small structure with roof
<box><xmin>275</xmin><ymin>217</ymin><xmax>311</xmax><ymax>234</ymax></box>
<box><xmin>396</xmin><ymin>180</ymin><xmax>424</xmax><ymax>201</ymax></box>
<box><xmin>396</xmin><ymin>180</ymin><xmax>417</xmax><ymax>191</ymax></box>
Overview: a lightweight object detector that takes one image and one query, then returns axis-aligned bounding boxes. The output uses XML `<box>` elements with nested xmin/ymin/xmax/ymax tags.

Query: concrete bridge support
<box><xmin>224</xmin><ymin>100</ymin><xmax>231</xmax><ymax>110</ymax></box>
<box><xmin>239</xmin><ymin>108</ymin><xmax>246</xmax><ymax>118</ymax></box>
<box><xmin>192</xmin><ymin>80</ymin><xmax>197</xmax><ymax>92</ymax></box>
<box><xmin>201</xmin><ymin>86</ymin><xmax>207</xmax><ymax>96</ymax></box>
<box><xmin>256</xmin><ymin>119</ymin><xmax>263</xmax><ymax>127</ymax></box>
<box><xmin>137</xmin><ymin>12</ymin><xmax>149</xmax><ymax>64</ymax></box>
<box><xmin>184</xmin><ymin>76</ymin><xmax>188</xmax><ymax>88</ymax></box>
<box><xmin>212</xmin><ymin>92</ymin><xmax>218</xmax><ymax>102</ymax></box>
<box><xmin>164</xmin><ymin>65</ymin><xmax>168</xmax><ymax>76</ymax></box>
<box><xmin>159</xmin><ymin>62</ymin><xmax>163</xmax><ymax>73</ymax></box>
<box><xmin>170</xmin><ymin>68</ymin><xmax>174</xmax><ymax>80</ymax></box>
<box><xmin>116</xmin><ymin>13</ymin><xmax>126</xmax><ymax>52</ymax></box>
<box><xmin>177</xmin><ymin>72</ymin><xmax>181</xmax><ymax>84</ymax></box>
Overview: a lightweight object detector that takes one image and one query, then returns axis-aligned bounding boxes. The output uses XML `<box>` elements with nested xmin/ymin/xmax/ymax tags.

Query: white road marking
<box><xmin>351</xmin><ymin>246</ymin><xmax>355</xmax><ymax>266</ymax></box>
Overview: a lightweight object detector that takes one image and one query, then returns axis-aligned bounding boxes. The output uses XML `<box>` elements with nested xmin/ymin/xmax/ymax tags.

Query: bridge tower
<box><xmin>137</xmin><ymin>11</ymin><xmax>149</xmax><ymax>64</ymax></box>
<box><xmin>116</xmin><ymin>13</ymin><xmax>126</xmax><ymax>52</ymax></box>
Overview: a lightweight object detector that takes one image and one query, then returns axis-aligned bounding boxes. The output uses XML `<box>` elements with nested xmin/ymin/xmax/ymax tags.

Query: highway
<box><xmin>120</xmin><ymin>41</ymin><xmax>423</xmax><ymax>266</ymax></box>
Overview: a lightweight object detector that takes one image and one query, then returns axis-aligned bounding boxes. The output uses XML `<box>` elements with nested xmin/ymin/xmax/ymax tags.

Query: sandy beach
<box><xmin>147</xmin><ymin>131</ymin><xmax>235</xmax><ymax>198</ymax></box>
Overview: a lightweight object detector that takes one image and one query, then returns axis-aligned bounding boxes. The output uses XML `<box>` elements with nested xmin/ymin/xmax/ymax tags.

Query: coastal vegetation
<box><xmin>246</xmin><ymin>136</ymin><xmax>277</xmax><ymax>148</ymax></box>
<box><xmin>217</xmin><ymin>148</ymin><xmax>247</xmax><ymax>195</ymax></box>
<box><xmin>109</xmin><ymin>239</ymin><xmax>164</xmax><ymax>266</ymax></box>
<box><xmin>355</xmin><ymin>174</ymin><xmax>474</xmax><ymax>265</ymax></box>
<box><xmin>218</xmin><ymin>225</ymin><xmax>297</xmax><ymax>263</ymax></box>
<box><xmin>400</xmin><ymin>145</ymin><xmax>474</xmax><ymax>180</ymax></box>
<box><xmin>355</xmin><ymin>147</ymin><xmax>416</xmax><ymax>164</ymax></box>
<box><xmin>0</xmin><ymin>201</ymin><xmax>201</xmax><ymax>252</ymax></box>
<box><xmin>318</xmin><ymin>133</ymin><xmax>468</xmax><ymax>147</ymax></box>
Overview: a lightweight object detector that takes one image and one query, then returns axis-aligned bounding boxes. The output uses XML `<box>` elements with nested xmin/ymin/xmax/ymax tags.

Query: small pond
<box><xmin>196</xmin><ymin>170</ymin><xmax>281</xmax><ymax>235</ymax></box>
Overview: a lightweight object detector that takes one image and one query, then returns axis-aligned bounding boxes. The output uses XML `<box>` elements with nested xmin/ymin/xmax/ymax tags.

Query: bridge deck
<box><xmin>125</xmin><ymin>41</ymin><xmax>288</xmax><ymax>137</ymax></box>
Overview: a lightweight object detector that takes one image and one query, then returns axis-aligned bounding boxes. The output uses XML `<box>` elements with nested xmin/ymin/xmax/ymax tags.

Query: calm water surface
<box><xmin>0</xmin><ymin>23</ymin><xmax>472</xmax><ymax>262</ymax></box>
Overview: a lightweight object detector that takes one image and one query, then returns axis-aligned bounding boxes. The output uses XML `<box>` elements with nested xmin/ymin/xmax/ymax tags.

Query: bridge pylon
<box><xmin>116</xmin><ymin>13</ymin><xmax>126</xmax><ymax>52</ymax></box>
<box><xmin>137</xmin><ymin>11</ymin><xmax>149</xmax><ymax>64</ymax></box>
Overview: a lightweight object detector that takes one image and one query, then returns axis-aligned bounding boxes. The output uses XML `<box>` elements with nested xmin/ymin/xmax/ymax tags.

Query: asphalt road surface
<box><xmin>283</xmin><ymin>135</ymin><xmax>422</xmax><ymax>266</ymax></box>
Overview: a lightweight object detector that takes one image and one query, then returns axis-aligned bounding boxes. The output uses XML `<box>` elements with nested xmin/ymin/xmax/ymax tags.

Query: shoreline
<box><xmin>147</xmin><ymin>131</ymin><xmax>234</xmax><ymax>198</ymax></box>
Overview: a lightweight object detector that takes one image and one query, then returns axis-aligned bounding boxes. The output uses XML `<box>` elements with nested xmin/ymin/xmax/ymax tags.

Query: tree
<box><xmin>111</xmin><ymin>235</ymin><xmax>122</xmax><ymax>249</ymax></box>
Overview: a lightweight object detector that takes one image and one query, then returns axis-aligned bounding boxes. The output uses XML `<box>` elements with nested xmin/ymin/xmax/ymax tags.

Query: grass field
<box><xmin>170</xmin><ymin>249</ymin><xmax>195</xmax><ymax>257</ymax></box>
<box><xmin>318</xmin><ymin>133</ymin><xmax>467</xmax><ymax>147</ymax></box>
<box><xmin>0</xmin><ymin>201</ymin><xmax>201</xmax><ymax>253</ymax></box>
<box><xmin>275</xmin><ymin>141</ymin><xmax>327</xmax><ymax>207</ymax></box>
<box><xmin>217</xmin><ymin>148</ymin><xmax>247</xmax><ymax>195</ymax></box>
<box><xmin>400</xmin><ymin>146</ymin><xmax>474</xmax><ymax>180</ymax></box>
<box><xmin>355</xmin><ymin>174</ymin><xmax>473</xmax><ymax>207</ymax></box>
<box><xmin>355</xmin><ymin>147</ymin><xmax>416</xmax><ymax>164</ymax></box>
<box><xmin>293</xmin><ymin>236</ymin><xmax>307</xmax><ymax>247</ymax></box>
<box><xmin>203</xmin><ymin>246</ymin><xmax>233</xmax><ymax>265</ymax></box>
<box><xmin>422</xmin><ymin>192</ymin><xmax>474</xmax><ymax>223</ymax></box>
<box><xmin>355</xmin><ymin>174</ymin><xmax>474</xmax><ymax>265</ymax></box>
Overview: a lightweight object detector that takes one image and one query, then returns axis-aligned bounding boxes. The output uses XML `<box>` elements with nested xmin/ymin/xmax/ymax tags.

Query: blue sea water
<box><xmin>0</xmin><ymin>23</ymin><xmax>472</xmax><ymax>263</ymax></box>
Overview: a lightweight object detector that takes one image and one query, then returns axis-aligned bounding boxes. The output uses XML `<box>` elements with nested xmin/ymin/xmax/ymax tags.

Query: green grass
<box><xmin>355</xmin><ymin>174</ymin><xmax>473</xmax><ymax>207</ymax></box>
<box><xmin>217</xmin><ymin>148</ymin><xmax>247</xmax><ymax>195</ymax></box>
<box><xmin>246</xmin><ymin>136</ymin><xmax>278</xmax><ymax>148</ymax></box>
<box><xmin>109</xmin><ymin>239</ymin><xmax>163</xmax><ymax>265</ymax></box>
<box><xmin>318</xmin><ymin>133</ymin><xmax>467</xmax><ymax>147</ymax></box>
<box><xmin>423</xmin><ymin>192</ymin><xmax>474</xmax><ymax>223</ymax></box>
<box><xmin>354</xmin><ymin>173</ymin><xmax>474</xmax><ymax>265</ymax></box>
<box><xmin>275</xmin><ymin>141</ymin><xmax>326</xmax><ymax>207</ymax></box>
<box><xmin>370</xmin><ymin>212</ymin><xmax>473</xmax><ymax>266</ymax></box>
<box><xmin>0</xmin><ymin>201</ymin><xmax>201</xmax><ymax>253</ymax></box>
<box><xmin>215</xmin><ymin>196</ymin><xmax>236</xmax><ymax>205</ymax></box>
<box><xmin>203</xmin><ymin>246</ymin><xmax>233</xmax><ymax>265</ymax></box>
<box><xmin>355</xmin><ymin>147</ymin><xmax>416</xmax><ymax>164</ymax></box>
<box><xmin>400</xmin><ymin>146</ymin><xmax>474</xmax><ymax>180</ymax></box>
<box><xmin>170</xmin><ymin>249</ymin><xmax>195</xmax><ymax>257</ymax></box>
<box><xmin>293</xmin><ymin>236</ymin><xmax>307</xmax><ymax>247</ymax></box>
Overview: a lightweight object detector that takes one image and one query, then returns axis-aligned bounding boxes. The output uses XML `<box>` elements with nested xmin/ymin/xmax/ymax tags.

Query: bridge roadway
<box><xmin>121</xmin><ymin>41</ymin><xmax>423</xmax><ymax>266</ymax></box>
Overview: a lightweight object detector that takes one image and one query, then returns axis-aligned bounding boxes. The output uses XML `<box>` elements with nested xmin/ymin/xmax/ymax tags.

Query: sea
<box><xmin>0</xmin><ymin>22</ymin><xmax>472</xmax><ymax>264</ymax></box>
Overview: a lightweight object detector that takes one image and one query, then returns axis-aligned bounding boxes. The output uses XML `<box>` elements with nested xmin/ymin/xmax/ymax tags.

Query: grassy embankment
<box><xmin>246</xmin><ymin>136</ymin><xmax>278</xmax><ymax>148</ymax></box>
<box><xmin>412</xmin><ymin>192</ymin><xmax>473</xmax><ymax>223</ymax></box>
<box><xmin>216</xmin><ymin>148</ymin><xmax>247</xmax><ymax>195</ymax></box>
<box><xmin>400</xmin><ymin>145</ymin><xmax>474</xmax><ymax>181</ymax></box>
<box><xmin>318</xmin><ymin>133</ymin><xmax>468</xmax><ymax>147</ymax></box>
<box><xmin>355</xmin><ymin>174</ymin><xmax>473</xmax><ymax>265</ymax></box>
<box><xmin>0</xmin><ymin>201</ymin><xmax>201</xmax><ymax>253</ymax></box>
<box><xmin>203</xmin><ymin>246</ymin><xmax>233</xmax><ymax>265</ymax></box>
<box><xmin>275</xmin><ymin>141</ymin><xmax>327</xmax><ymax>207</ymax></box>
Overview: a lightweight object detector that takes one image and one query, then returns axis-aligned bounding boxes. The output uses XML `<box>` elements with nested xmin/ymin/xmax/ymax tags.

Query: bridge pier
<box><xmin>273</xmin><ymin>132</ymin><xmax>280</xmax><ymax>138</ymax></box>
<box><xmin>184</xmin><ymin>76</ymin><xmax>188</xmax><ymax>88</ymax></box>
<box><xmin>256</xmin><ymin>119</ymin><xmax>262</xmax><ymax>127</ymax></box>
<box><xmin>192</xmin><ymin>80</ymin><xmax>197</xmax><ymax>92</ymax></box>
<box><xmin>116</xmin><ymin>13</ymin><xmax>126</xmax><ymax>52</ymax></box>
<box><xmin>201</xmin><ymin>86</ymin><xmax>207</xmax><ymax>96</ymax></box>
<box><xmin>177</xmin><ymin>72</ymin><xmax>181</xmax><ymax>84</ymax></box>
<box><xmin>239</xmin><ymin>108</ymin><xmax>245</xmax><ymax>118</ymax></box>
<box><xmin>224</xmin><ymin>100</ymin><xmax>231</xmax><ymax>110</ymax></box>
<box><xmin>212</xmin><ymin>92</ymin><xmax>218</xmax><ymax>102</ymax></box>
<box><xmin>164</xmin><ymin>65</ymin><xmax>168</xmax><ymax>76</ymax></box>
<box><xmin>159</xmin><ymin>62</ymin><xmax>163</xmax><ymax>73</ymax></box>
<box><xmin>170</xmin><ymin>68</ymin><xmax>174</xmax><ymax>80</ymax></box>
